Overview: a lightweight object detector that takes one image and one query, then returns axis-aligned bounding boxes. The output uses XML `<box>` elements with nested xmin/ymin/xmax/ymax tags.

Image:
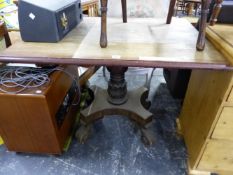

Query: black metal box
<box><xmin>18</xmin><ymin>0</ymin><xmax>83</xmax><ymax>42</ymax></box>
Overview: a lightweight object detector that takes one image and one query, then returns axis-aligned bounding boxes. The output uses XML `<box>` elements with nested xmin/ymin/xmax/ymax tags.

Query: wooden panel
<box><xmin>0</xmin><ymin>18</ymin><xmax>229</xmax><ymax>67</ymax></box>
<box><xmin>0</xmin><ymin>85</ymin><xmax>62</xmax><ymax>154</ymax></box>
<box><xmin>206</xmin><ymin>24</ymin><xmax>233</xmax><ymax>65</ymax></box>
<box><xmin>79</xmin><ymin>66</ymin><xmax>99</xmax><ymax>86</ymax></box>
<box><xmin>45</xmin><ymin>65</ymin><xmax>76</xmax><ymax>119</ymax></box>
<box><xmin>179</xmin><ymin>70</ymin><xmax>233</xmax><ymax>168</ymax></box>
<box><xmin>212</xmin><ymin>107</ymin><xmax>233</xmax><ymax>141</ymax></box>
<box><xmin>227</xmin><ymin>86</ymin><xmax>233</xmax><ymax>103</ymax></box>
<box><xmin>82</xmin><ymin>0</ymin><xmax>99</xmax><ymax>17</ymax></box>
<box><xmin>0</xmin><ymin>94</ymin><xmax>37</xmax><ymax>152</ymax></box>
<box><xmin>208</xmin><ymin>24</ymin><xmax>233</xmax><ymax>46</ymax></box>
<box><xmin>198</xmin><ymin>140</ymin><xmax>233</xmax><ymax>173</ymax></box>
<box><xmin>15</xmin><ymin>96</ymin><xmax>61</xmax><ymax>154</ymax></box>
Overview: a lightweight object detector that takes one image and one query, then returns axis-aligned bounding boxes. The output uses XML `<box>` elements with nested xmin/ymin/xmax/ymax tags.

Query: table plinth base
<box><xmin>75</xmin><ymin>85</ymin><xmax>155</xmax><ymax>145</ymax></box>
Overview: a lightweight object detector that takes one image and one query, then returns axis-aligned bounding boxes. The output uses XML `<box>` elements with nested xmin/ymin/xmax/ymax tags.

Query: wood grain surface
<box><xmin>206</xmin><ymin>24</ymin><xmax>233</xmax><ymax>65</ymax></box>
<box><xmin>198</xmin><ymin>140</ymin><xmax>233</xmax><ymax>173</ymax></box>
<box><xmin>0</xmin><ymin>65</ymin><xmax>79</xmax><ymax>154</ymax></box>
<box><xmin>179</xmin><ymin>70</ymin><xmax>233</xmax><ymax>168</ymax></box>
<box><xmin>74</xmin><ymin>18</ymin><xmax>225</xmax><ymax>63</ymax></box>
<box><xmin>212</xmin><ymin>107</ymin><xmax>233</xmax><ymax>141</ymax></box>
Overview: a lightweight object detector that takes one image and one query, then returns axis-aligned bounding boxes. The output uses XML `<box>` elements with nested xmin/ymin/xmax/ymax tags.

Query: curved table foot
<box><xmin>81</xmin><ymin>86</ymin><xmax>152</xmax><ymax>125</ymax></box>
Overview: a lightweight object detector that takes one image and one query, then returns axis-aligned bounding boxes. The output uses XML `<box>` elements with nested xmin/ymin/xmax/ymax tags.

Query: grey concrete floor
<box><xmin>0</xmin><ymin>68</ymin><xmax>188</xmax><ymax>175</ymax></box>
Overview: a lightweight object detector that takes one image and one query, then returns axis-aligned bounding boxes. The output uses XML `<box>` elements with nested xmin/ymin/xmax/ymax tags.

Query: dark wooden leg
<box><xmin>166</xmin><ymin>0</ymin><xmax>176</xmax><ymax>24</ymax></box>
<box><xmin>194</xmin><ymin>3</ymin><xmax>198</xmax><ymax>16</ymax></box>
<box><xmin>196</xmin><ymin>0</ymin><xmax>211</xmax><ymax>51</ymax></box>
<box><xmin>209</xmin><ymin>0</ymin><xmax>223</xmax><ymax>26</ymax></box>
<box><xmin>100</xmin><ymin>0</ymin><xmax>108</xmax><ymax>48</ymax></box>
<box><xmin>107</xmin><ymin>66</ymin><xmax>128</xmax><ymax>105</ymax></box>
<box><xmin>0</xmin><ymin>22</ymin><xmax>12</xmax><ymax>48</ymax></box>
<box><xmin>121</xmin><ymin>0</ymin><xmax>127</xmax><ymax>23</ymax></box>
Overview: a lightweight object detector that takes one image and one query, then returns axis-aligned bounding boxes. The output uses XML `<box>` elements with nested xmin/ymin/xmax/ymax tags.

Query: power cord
<box><xmin>0</xmin><ymin>65</ymin><xmax>81</xmax><ymax>105</ymax></box>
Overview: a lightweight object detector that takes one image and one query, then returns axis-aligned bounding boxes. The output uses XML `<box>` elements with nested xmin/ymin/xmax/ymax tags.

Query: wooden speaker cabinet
<box><xmin>0</xmin><ymin>65</ymin><xmax>79</xmax><ymax>154</ymax></box>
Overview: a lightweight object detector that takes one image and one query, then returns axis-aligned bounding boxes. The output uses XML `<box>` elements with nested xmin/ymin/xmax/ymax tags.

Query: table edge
<box><xmin>0</xmin><ymin>56</ymin><xmax>232</xmax><ymax>70</ymax></box>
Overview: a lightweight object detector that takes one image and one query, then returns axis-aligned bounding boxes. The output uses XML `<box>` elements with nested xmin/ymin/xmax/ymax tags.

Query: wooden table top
<box><xmin>0</xmin><ymin>17</ymin><xmax>231</xmax><ymax>69</ymax></box>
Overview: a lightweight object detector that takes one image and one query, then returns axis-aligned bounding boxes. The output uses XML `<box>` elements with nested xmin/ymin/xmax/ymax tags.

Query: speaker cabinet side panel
<box><xmin>0</xmin><ymin>94</ymin><xmax>37</xmax><ymax>152</ymax></box>
<box><xmin>15</xmin><ymin>95</ymin><xmax>61</xmax><ymax>154</ymax></box>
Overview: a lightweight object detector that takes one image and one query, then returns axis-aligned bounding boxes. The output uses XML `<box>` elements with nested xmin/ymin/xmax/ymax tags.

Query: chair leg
<box><xmin>182</xmin><ymin>2</ymin><xmax>185</xmax><ymax>14</ymax></box>
<box><xmin>166</xmin><ymin>0</ymin><xmax>176</xmax><ymax>24</ymax></box>
<box><xmin>100</xmin><ymin>0</ymin><xmax>108</xmax><ymax>48</ymax></box>
<box><xmin>196</xmin><ymin>0</ymin><xmax>211</xmax><ymax>51</ymax></box>
<box><xmin>194</xmin><ymin>3</ymin><xmax>200</xmax><ymax>16</ymax></box>
<box><xmin>209</xmin><ymin>0</ymin><xmax>223</xmax><ymax>26</ymax></box>
<box><xmin>121</xmin><ymin>0</ymin><xmax>127</xmax><ymax>23</ymax></box>
<box><xmin>0</xmin><ymin>21</ymin><xmax>11</xmax><ymax>48</ymax></box>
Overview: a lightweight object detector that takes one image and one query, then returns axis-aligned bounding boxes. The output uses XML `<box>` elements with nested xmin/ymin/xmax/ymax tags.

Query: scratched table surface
<box><xmin>0</xmin><ymin>17</ymin><xmax>231</xmax><ymax>69</ymax></box>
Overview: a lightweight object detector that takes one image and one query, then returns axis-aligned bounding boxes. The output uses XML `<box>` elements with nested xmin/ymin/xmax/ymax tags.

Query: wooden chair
<box><xmin>175</xmin><ymin>0</ymin><xmax>186</xmax><ymax>16</ymax></box>
<box><xmin>209</xmin><ymin>0</ymin><xmax>223</xmax><ymax>25</ymax></box>
<box><xmin>82</xmin><ymin>0</ymin><xmax>99</xmax><ymax>17</ymax></box>
<box><xmin>99</xmin><ymin>0</ymin><xmax>212</xmax><ymax>51</ymax></box>
<box><xmin>0</xmin><ymin>21</ymin><xmax>12</xmax><ymax>67</ymax></box>
<box><xmin>13</xmin><ymin>0</ymin><xmax>18</xmax><ymax>6</ymax></box>
<box><xmin>0</xmin><ymin>21</ymin><xmax>12</xmax><ymax>48</ymax></box>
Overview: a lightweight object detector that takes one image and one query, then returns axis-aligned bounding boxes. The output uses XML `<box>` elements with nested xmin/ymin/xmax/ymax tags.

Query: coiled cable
<box><xmin>0</xmin><ymin>65</ymin><xmax>81</xmax><ymax>105</ymax></box>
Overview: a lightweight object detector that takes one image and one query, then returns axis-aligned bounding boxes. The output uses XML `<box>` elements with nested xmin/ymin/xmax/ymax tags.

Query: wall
<box><xmin>107</xmin><ymin>0</ymin><xmax>170</xmax><ymax>18</ymax></box>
